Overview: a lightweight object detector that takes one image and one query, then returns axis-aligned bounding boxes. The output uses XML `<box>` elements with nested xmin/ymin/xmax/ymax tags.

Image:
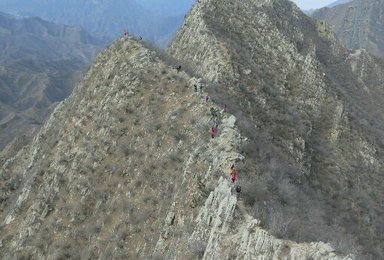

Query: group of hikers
<box><xmin>191</xmin><ymin>78</ymin><xmax>242</xmax><ymax>196</ymax></box>
<box><xmin>123</xmin><ymin>30</ymin><xmax>142</xmax><ymax>40</ymax></box>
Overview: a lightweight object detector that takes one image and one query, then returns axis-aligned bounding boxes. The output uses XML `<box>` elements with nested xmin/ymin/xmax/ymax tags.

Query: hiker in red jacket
<box><xmin>230</xmin><ymin>164</ymin><xmax>237</xmax><ymax>182</ymax></box>
<box><xmin>210</xmin><ymin>127</ymin><xmax>217</xmax><ymax>139</ymax></box>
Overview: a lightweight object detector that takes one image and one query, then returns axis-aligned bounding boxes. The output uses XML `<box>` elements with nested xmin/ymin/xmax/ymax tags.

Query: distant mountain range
<box><xmin>302</xmin><ymin>0</ymin><xmax>352</xmax><ymax>15</ymax></box>
<box><xmin>0</xmin><ymin>11</ymin><xmax>105</xmax><ymax>149</ymax></box>
<box><xmin>312</xmin><ymin>0</ymin><xmax>384</xmax><ymax>57</ymax></box>
<box><xmin>0</xmin><ymin>0</ymin><xmax>195</xmax><ymax>47</ymax></box>
<box><xmin>0</xmin><ymin>12</ymin><xmax>103</xmax><ymax>63</ymax></box>
<box><xmin>326</xmin><ymin>0</ymin><xmax>352</xmax><ymax>8</ymax></box>
<box><xmin>0</xmin><ymin>1</ymin><xmax>196</xmax><ymax>148</ymax></box>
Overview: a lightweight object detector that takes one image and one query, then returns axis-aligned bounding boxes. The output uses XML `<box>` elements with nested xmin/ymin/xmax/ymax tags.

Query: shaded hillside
<box><xmin>0</xmin><ymin>36</ymin><xmax>349</xmax><ymax>259</ymax></box>
<box><xmin>169</xmin><ymin>0</ymin><xmax>384</xmax><ymax>258</ymax></box>
<box><xmin>0</xmin><ymin>12</ymin><xmax>104</xmax><ymax>149</ymax></box>
<box><xmin>313</xmin><ymin>0</ymin><xmax>384</xmax><ymax>57</ymax></box>
<box><xmin>0</xmin><ymin>0</ymin><xmax>195</xmax><ymax>47</ymax></box>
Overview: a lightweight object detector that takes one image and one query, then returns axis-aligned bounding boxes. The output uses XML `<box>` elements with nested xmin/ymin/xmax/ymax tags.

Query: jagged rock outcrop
<box><xmin>188</xmin><ymin>178</ymin><xmax>348</xmax><ymax>260</ymax></box>
<box><xmin>312</xmin><ymin>0</ymin><xmax>384</xmax><ymax>57</ymax></box>
<box><xmin>170</xmin><ymin>0</ymin><xmax>384</xmax><ymax>258</ymax></box>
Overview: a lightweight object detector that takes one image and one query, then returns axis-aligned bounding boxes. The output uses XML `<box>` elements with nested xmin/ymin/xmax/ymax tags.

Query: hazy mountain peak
<box><xmin>327</xmin><ymin>0</ymin><xmax>352</xmax><ymax>8</ymax></box>
<box><xmin>0</xmin><ymin>12</ymin><xmax>104</xmax><ymax>149</ymax></box>
<box><xmin>0</xmin><ymin>0</ymin><xmax>196</xmax><ymax>47</ymax></box>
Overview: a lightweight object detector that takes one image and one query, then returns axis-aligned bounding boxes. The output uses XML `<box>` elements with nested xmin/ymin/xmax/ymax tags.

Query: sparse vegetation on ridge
<box><xmin>1</xmin><ymin>0</ymin><xmax>384</xmax><ymax>258</ymax></box>
<box><xmin>169</xmin><ymin>0</ymin><xmax>384</xmax><ymax>258</ymax></box>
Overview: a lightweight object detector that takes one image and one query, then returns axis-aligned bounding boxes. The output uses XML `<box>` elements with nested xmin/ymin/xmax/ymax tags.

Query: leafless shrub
<box><xmin>51</xmin><ymin>240</ymin><xmax>80</xmax><ymax>259</ymax></box>
<box><xmin>189</xmin><ymin>240</ymin><xmax>206</xmax><ymax>258</ymax></box>
<box><xmin>268</xmin><ymin>207</ymin><xmax>293</xmax><ymax>238</ymax></box>
<box><xmin>6</xmin><ymin>175</ymin><xmax>22</xmax><ymax>191</ymax></box>
<box><xmin>169</xmin><ymin>150</ymin><xmax>183</xmax><ymax>163</ymax></box>
<box><xmin>242</xmin><ymin>177</ymin><xmax>272</xmax><ymax>206</ymax></box>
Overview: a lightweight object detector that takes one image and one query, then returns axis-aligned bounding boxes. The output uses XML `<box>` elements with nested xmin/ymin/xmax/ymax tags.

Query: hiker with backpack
<box><xmin>210</xmin><ymin>107</ymin><xmax>217</xmax><ymax>118</ymax></box>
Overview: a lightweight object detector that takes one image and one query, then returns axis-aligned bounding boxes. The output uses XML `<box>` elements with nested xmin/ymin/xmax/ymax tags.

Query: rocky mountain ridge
<box><xmin>0</xmin><ymin>36</ymin><xmax>351</xmax><ymax>259</ymax></box>
<box><xmin>1</xmin><ymin>0</ymin><xmax>383</xmax><ymax>258</ymax></box>
<box><xmin>169</xmin><ymin>0</ymin><xmax>384</xmax><ymax>258</ymax></box>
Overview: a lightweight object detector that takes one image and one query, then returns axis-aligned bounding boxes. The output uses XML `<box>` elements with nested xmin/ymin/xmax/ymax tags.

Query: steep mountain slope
<box><xmin>0</xmin><ymin>0</ymin><xmax>195</xmax><ymax>47</ymax></box>
<box><xmin>312</xmin><ymin>0</ymin><xmax>384</xmax><ymax>57</ymax></box>
<box><xmin>169</xmin><ymin>0</ymin><xmax>384</xmax><ymax>258</ymax></box>
<box><xmin>0</xmin><ymin>36</ymin><xmax>350</xmax><ymax>259</ymax></box>
<box><xmin>0</xmin><ymin>12</ymin><xmax>104</xmax><ymax>149</ymax></box>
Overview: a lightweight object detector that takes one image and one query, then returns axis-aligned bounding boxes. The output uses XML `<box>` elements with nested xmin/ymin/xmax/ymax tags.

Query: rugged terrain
<box><xmin>0</xmin><ymin>36</ymin><xmax>351</xmax><ymax>259</ymax></box>
<box><xmin>169</xmin><ymin>0</ymin><xmax>384</xmax><ymax>258</ymax></box>
<box><xmin>313</xmin><ymin>0</ymin><xmax>384</xmax><ymax>57</ymax></box>
<box><xmin>0</xmin><ymin>12</ymin><xmax>104</xmax><ymax>149</ymax></box>
<box><xmin>0</xmin><ymin>0</ymin><xmax>384</xmax><ymax>258</ymax></box>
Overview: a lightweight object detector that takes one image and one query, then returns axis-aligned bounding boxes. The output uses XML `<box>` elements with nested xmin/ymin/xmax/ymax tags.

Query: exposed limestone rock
<box><xmin>190</xmin><ymin>178</ymin><xmax>352</xmax><ymax>260</ymax></box>
<box><xmin>153</xmin><ymin>108</ymin><xmax>349</xmax><ymax>259</ymax></box>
